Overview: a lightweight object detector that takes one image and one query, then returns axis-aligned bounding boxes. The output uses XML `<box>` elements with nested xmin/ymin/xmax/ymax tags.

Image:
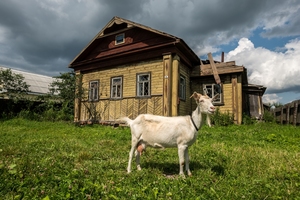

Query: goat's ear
<box><xmin>190</xmin><ymin>92</ymin><xmax>201</xmax><ymax>101</ymax></box>
<box><xmin>212</xmin><ymin>93</ymin><xmax>219</xmax><ymax>101</ymax></box>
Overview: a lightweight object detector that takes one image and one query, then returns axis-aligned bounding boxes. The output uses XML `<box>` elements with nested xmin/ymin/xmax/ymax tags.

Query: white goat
<box><xmin>120</xmin><ymin>92</ymin><xmax>216</xmax><ymax>176</ymax></box>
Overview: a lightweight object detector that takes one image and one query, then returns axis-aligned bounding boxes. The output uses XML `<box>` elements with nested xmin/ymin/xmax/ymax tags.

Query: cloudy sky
<box><xmin>0</xmin><ymin>0</ymin><xmax>299</xmax><ymax>104</ymax></box>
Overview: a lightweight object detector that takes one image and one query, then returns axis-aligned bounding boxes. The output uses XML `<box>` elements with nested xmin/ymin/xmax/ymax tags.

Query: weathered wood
<box><xmin>163</xmin><ymin>53</ymin><xmax>172</xmax><ymax>116</ymax></box>
<box><xmin>171</xmin><ymin>55</ymin><xmax>179</xmax><ymax>116</ymax></box>
<box><xmin>237</xmin><ymin>75</ymin><xmax>242</xmax><ymax>124</ymax></box>
<box><xmin>294</xmin><ymin>101</ymin><xmax>298</xmax><ymax>126</ymax></box>
<box><xmin>286</xmin><ymin>105</ymin><xmax>290</xmax><ymax>124</ymax></box>
<box><xmin>199</xmin><ymin>64</ymin><xmax>244</xmax><ymax>76</ymax></box>
<box><xmin>272</xmin><ymin>100</ymin><xmax>300</xmax><ymax>126</ymax></box>
<box><xmin>231</xmin><ymin>75</ymin><xmax>238</xmax><ymax>123</ymax></box>
<box><xmin>74</xmin><ymin>71</ymin><xmax>82</xmax><ymax>122</ymax></box>
<box><xmin>207</xmin><ymin>53</ymin><xmax>221</xmax><ymax>84</ymax></box>
<box><xmin>280</xmin><ymin>107</ymin><xmax>284</xmax><ymax>124</ymax></box>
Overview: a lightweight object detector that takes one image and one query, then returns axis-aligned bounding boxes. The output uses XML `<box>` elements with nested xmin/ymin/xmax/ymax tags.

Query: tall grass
<box><xmin>0</xmin><ymin>118</ymin><xmax>299</xmax><ymax>199</ymax></box>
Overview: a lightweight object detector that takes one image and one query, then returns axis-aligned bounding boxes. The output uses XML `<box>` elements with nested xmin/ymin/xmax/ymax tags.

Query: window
<box><xmin>115</xmin><ymin>33</ymin><xmax>125</xmax><ymax>45</ymax></box>
<box><xmin>89</xmin><ymin>80</ymin><xmax>99</xmax><ymax>101</ymax></box>
<box><xmin>111</xmin><ymin>77</ymin><xmax>122</xmax><ymax>99</ymax></box>
<box><xmin>179</xmin><ymin>75</ymin><xmax>186</xmax><ymax>100</ymax></box>
<box><xmin>203</xmin><ymin>83</ymin><xmax>223</xmax><ymax>104</ymax></box>
<box><xmin>137</xmin><ymin>73</ymin><xmax>150</xmax><ymax>97</ymax></box>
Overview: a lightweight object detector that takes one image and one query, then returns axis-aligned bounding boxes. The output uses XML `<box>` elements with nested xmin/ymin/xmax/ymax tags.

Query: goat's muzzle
<box><xmin>209</xmin><ymin>106</ymin><xmax>216</xmax><ymax>114</ymax></box>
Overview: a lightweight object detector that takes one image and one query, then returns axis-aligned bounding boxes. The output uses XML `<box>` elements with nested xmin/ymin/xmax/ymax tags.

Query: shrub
<box><xmin>263</xmin><ymin>110</ymin><xmax>276</xmax><ymax>123</ymax></box>
<box><xmin>210</xmin><ymin>108</ymin><xmax>234</xmax><ymax>126</ymax></box>
<box><xmin>242</xmin><ymin>113</ymin><xmax>255</xmax><ymax>125</ymax></box>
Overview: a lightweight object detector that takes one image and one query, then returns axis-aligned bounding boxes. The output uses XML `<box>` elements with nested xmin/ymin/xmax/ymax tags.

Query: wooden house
<box><xmin>190</xmin><ymin>56</ymin><xmax>266</xmax><ymax>124</ymax></box>
<box><xmin>69</xmin><ymin>16</ymin><xmax>266</xmax><ymax>124</ymax></box>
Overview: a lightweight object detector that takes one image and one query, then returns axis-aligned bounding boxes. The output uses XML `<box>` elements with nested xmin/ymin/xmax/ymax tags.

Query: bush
<box><xmin>263</xmin><ymin>110</ymin><xmax>276</xmax><ymax>123</ymax></box>
<box><xmin>18</xmin><ymin>110</ymin><xmax>39</xmax><ymax>121</ymax></box>
<box><xmin>210</xmin><ymin>108</ymin><xmax>234</xmax><ymax>126</ymax></box>
<box><xmin>242</xmin><ymin>113</ymin><xmax>256</xmax><ymax>125</ymax></box>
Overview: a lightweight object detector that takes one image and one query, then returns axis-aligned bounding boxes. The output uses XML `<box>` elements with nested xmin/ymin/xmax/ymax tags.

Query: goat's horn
<box><xmin>212</xmin><ymin>93</ymin><xmax>219</xmax><ymax>100</ymax></box>
<box><xmin>190</xmin><ymin>92</ymin><xmax>201</xmax><ymax>99</ymax></box>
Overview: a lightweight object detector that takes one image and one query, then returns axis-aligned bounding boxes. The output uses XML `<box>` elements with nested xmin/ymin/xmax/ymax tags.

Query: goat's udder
<box><xmin>137</xmin><ymin>144</ymin><xmax>144</xmax><ymax>155</ymax></box>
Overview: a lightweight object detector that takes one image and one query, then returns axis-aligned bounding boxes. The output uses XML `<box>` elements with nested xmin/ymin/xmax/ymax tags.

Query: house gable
<box><xmin>69</xmin><ymin>16</ymin><xmax>199</xmax><ymax>72</ymax></box>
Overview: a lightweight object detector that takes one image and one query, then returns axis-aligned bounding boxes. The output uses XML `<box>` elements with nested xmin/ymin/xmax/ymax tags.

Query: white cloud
<box><xmin>262</xmin><ymin>93</ymin><xmax>282</xmax><ymax>104</ymax></box>
<box><xmin>225</xmin><ymin>38</ymin><xmax>300</xmax><ymax>94</ymax></box>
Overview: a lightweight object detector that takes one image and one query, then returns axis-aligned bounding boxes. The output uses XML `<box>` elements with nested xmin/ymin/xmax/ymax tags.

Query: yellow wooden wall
<box><xmin>77</xmin><ymin>59</ymin><xmax>165</xmax><ymax>121</ymax></box>
<box><xmin>74</xmin><ymin>55</ymin><xmax>198</xmax><ymax>122</ymax></box>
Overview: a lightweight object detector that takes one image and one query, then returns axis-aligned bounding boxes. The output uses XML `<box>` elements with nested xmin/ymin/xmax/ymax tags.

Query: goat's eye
<box><xmin>200</xmin><ymin>100</ymin><xmax>204</xmax><ymax>103</ymax></box>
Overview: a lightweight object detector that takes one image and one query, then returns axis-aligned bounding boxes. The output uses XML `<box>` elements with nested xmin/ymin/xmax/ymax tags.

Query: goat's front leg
<box><xmin>184</xmin><ymin>148</ymin><xmax>192</xmax><ymax>176</ymax></box>
<box><xmin>178</xmin><ymin>145</ymin><xmax>187</xmax><ymax>176</ymax></box>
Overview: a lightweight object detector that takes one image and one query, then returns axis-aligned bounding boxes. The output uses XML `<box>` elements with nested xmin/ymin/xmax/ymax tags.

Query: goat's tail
<box><xmin>117</xmin><ymin>117</ymin><xmax>133</xmax><ymax>126</ymax></box>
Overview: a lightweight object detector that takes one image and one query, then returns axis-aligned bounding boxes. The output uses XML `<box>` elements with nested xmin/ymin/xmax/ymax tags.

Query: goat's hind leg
<box><xmin>135</xmin><ymin>141</ymin><xmax>145</xmax><ymax>171</ymax></box>
<box><xmin>178</xmin><ymin>145</ymin><xmax>186</xmax><ymax>176</ymax></box>
<box><xmin>135</xmin><ymin>149</ymin><xmax>141</xmax><ymax>171</ymax></box>
<box><xmin>127</xmin><ymin>137</ymin><xmax>139</xmax><ymax>173</ymax></box>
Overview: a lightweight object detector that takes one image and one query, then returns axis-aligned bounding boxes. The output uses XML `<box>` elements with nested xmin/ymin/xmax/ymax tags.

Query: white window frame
<box><xmin>115</xmin><ymin>33</ymin><xmax>125</xmax><ymax>45</ymax></box>
<box><xmin>111</xmin><ymin>76</ymin><xmax>122</xmax><ymax>99</ymax></box>
<box><xmin>89</xmin><ymin>80</ymin><xmax>99</xmax><ymax>101</ymax></box>
<box><xmin>137</xmin><ymin>73</ymin><xmax>151</xmax><ymax>97</ymax></box>
<box><xmin>179</xmin><ymin>75</ymin><xmax>186</xmax><ymax>100</ymax></box>
<box><xmin>203</xmin><ymin>83</ymin><xmax>223</xmax><ymax>104</ymax></box>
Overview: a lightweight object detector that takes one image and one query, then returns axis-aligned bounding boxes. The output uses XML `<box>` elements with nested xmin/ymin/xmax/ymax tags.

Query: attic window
<box><xmin>115</xmin><ymin>33</ymin><xmax>125</xmax><ymax>45</ymax></box>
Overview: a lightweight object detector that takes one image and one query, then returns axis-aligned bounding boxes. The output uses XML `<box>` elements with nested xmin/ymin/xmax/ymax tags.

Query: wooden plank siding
<box><xmin>75</xmin><ymin>53</ymin><xmax>194</xmax><ymax>122</ymax></box>
<box><xmin>77</xmin><ymin>58</ymin><xmax>164</xmax><ymax>122</ymax></box>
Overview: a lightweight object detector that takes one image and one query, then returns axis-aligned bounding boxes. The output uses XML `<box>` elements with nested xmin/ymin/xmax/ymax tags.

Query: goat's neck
<box><xmin>191</xmin><ymin>106</ymin><xmax>202</xmax><ymax>130</ymax></box>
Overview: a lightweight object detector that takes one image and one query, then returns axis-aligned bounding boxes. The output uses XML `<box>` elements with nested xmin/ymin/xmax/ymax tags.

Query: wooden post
<box><xmin>294</xmin><ymin>101</ymin><xmax>298</xmax><ymax>126</ymax></box>
<box><xmin>163</xmin><ymin>53</ymin><xmax>172</xmax><ymax>116</ymax></box>
<box><xmin>171</xmin><ymin>55</ymin><xmax>180</xmax><ymax>116</ymax></box>
<box><xmin>74</xmin><ymin>71</ymin><xmax>82</xmax><ymax>122</ymax></box>
<box><xmin>232</xmin><ymin>75</ymin><xmax>238</xmax><ymax>124</ymax></box>
<box><xmin>280</xmin><ymin>107</ymin><xmax>284</xmax><ymax>124</ymax></box>
<box><xmin>286</xmin><ymin>105</ymin><xmax>290</xmax><ymax>124</ymax></box>
<box><xmin>237</xmin><ymin>75</ymin><xmax>242</xmax><ymax>124</ymax></box>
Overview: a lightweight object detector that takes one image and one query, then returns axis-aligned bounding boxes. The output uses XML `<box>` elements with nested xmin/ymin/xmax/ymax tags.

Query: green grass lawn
<box><xmin>0</xmin><ymin>118</ymin><xmax>300</xmax><ymax>199</ymax></box>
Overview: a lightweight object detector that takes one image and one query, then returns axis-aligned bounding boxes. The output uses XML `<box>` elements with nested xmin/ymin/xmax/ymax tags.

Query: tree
<box><xmin>0</xmin><ymin>68</ymin><xmax>31</xmax><ymax>118</ymax></box>
<box><xmin>0</xmin><ymin>68</ymin><xmax>30</xmax><ymax>100</ymax></box>
<box><xmin>49</xmin><ymin>71</ymin><xmax>76</xmax><ymax>102</ymax></box>
<box><xmin>48</xmin><ymin>71</ymin><xmax>76</xmax><ymax>116</ymax></box>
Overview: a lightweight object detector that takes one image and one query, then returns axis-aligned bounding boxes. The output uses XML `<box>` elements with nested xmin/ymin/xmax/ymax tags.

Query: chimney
<box><xmin>221</xmin><ymin>52</ymin><xmax>224</xmax><ymax>62</ymax></box>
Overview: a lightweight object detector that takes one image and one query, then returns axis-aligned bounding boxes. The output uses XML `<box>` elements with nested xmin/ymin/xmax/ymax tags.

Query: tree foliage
<box><xmin>48</xmin><ymin>71</ymin><xmax>77</xmax><ymax>118</ymax></box>
<box><xmin>49</xmin><ymin>71</ymin><xmax>76</xmax><ymax>102</ymax></box>
<box><xmin>0</xmin><ymin>68</ymin><xmax>30</xmax><ymax>100</ymax></box>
